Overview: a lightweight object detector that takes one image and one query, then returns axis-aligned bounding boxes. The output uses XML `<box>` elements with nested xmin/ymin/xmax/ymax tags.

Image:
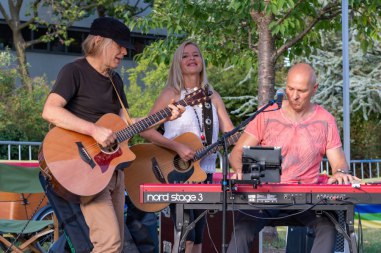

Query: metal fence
<box><xmin>1</xmin><ymin>140</ymin><xmax>380</xmax><ymax>180</ymax></box>
<box><xmin>320</xmin><ymin>158</ymin><xmax>381</xmax><ymax>180</ymax></box>
<box><xmin>0</xmin><ymin>140</ymin><xmax>41</xmax><ymax>161</ymax></box>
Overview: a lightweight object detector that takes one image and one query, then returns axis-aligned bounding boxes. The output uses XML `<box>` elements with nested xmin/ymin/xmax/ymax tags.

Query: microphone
<box><xmin>275</xmin><ymin>88</ymin><xmax>284</xmax><ymax>109</ymax></box>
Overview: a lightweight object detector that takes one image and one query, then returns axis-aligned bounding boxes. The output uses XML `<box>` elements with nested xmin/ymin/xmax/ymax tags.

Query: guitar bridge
<box><xmin>151</xmin><ymin>157</ymin><xmax>166</xmax><ymax>183</ymax></box>
<box><xmin>76</xmin><ymin>142</ymin><xmax>96</xmax><ymax>169</ymax></box>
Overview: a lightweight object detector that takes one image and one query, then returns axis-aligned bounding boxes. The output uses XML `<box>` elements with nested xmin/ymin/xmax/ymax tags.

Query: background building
<box><xmin>0</xmin><ymin>0</ymin><xmax>165</xmax><ymax>83</ymax></box>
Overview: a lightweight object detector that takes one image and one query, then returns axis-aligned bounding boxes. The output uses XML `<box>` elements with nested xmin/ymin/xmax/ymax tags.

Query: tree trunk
<box><xmin>257</xmin><ymin>20</ymin><xmax>276</xmax><ymax>106</ymax></box>
<box><xmin>3</xmin><ymin>0</ymin><xmax>32</xmax><ymax>92</ymax></box>
<box><xmin>13</xmin><ymin>29</ymin><xmax>32</xmax><ymax>92</ymax></box>
<box><xmin>251</xmin><ymin>5</ymin><xmax>276</xmax><ymax>106</ymax></box>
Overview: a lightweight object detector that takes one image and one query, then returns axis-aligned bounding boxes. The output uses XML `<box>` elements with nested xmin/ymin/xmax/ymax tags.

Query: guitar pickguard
<box><xmin>124</xmin><ymin>132</ymin><xmax>209</xmax><ymax>212</ymax></box>
<box><xmin>94</xmin><ymin>148</ymin><xmax>123</xmax><ymax>173</ymax></box>
<box><xmin>167</xmin><ymin>167</ymin><xmax>195</xmax><ymax>183</ymax></box>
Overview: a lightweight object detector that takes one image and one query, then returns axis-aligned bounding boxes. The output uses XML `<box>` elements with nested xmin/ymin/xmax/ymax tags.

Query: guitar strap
<box><xmin>108</xmin><ymin>70</ymin><xmax>133</xmax><ymax>126</ymax></box>
<box><xmin>202</xmin><ymin>85</ymin><xmax>213</xmax><ymax>145</ymax></box>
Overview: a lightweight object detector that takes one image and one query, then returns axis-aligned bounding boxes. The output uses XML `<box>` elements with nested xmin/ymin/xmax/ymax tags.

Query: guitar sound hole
<box><xmin>173</xmin><ymin>155</ymin><xmax>192</xmax><ymax>172</ymax></box>
<box><xmin>99</xmin><ymin>142</ymin><xmax>119</xmax><ymax>154</ymax></box>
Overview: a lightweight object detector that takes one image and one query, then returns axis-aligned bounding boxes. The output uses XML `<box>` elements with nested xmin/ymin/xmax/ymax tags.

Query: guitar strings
<box><xmin>146</xmin><ymin>133</ymin><xmax>242</xmax><ymax>170</ymax></box>
<box><xmin>84</xmin><ymin>133</ymin><xmax>240</xmax><ymax>167</ymax></box>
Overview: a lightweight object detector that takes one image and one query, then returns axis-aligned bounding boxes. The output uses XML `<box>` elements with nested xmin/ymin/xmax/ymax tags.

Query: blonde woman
<box><xmin>141</xmin><ymin>41</ymin><xmax>234</xmax><ymax>253</ymax></box>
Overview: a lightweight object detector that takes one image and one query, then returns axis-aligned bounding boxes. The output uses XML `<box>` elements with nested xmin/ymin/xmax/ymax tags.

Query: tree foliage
<box><xmin>298</xmin><ymin>30</ymin><xmax>381</xmax><ymax>159</ymax></box>
<box><xmin>0</xmin><ymin>49</ymin><xmax>18</xmax><ymax>99</ymax></box>
<box><xmin>0</xmin><ymin>0</ymin><xmax>86</xmax><ymax>90</ymax></box>
<box><xmin>308</xmin><ymin>31</ymin><xmax>381</xmax><ymax>121</ymax></box>
<box><xmin>0</xmin><ymin>50</ymin><xmax>50</xmax><ymax>141</ymax></box>
<box><xmin>0</xmin><ymin>0</ymin><xmax>153</xmax><ymax>91</ymax></box>
<box><xmin>126</xmin><ymin>0</ymin><xmax>381</xmax><ymax>106</ymax></box>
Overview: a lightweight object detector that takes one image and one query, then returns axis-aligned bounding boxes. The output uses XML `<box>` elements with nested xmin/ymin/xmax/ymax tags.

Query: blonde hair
<box><xmin>82</xmin><ymin>35</ymin><xmax>113</xmax><ymax>57</ymax></box>
<box><xmin>166</xmin><ymin>41</ymin><xmax>209</xmax><ymax>92</ymax></box>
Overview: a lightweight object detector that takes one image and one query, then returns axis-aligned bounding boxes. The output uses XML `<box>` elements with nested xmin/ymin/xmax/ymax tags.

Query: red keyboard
<box><xmin>140</xmin><ymin>183</ymin><xmax>381</xmax><ymax>205</ymax></box>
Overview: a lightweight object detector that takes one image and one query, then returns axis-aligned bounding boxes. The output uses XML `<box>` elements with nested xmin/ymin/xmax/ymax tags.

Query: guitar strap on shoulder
<box><xmin>202</xmin><ymin>85</ymin><xmax>213</xmax><ymax>145</ymax></box>
<box><xmin>108</xmin><ymin>70</ymin><xmax>133</xmax><ymax>126</ymax></box>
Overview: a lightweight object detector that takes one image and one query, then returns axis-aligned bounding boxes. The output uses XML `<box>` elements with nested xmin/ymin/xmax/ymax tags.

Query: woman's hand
<box><xmin>167</xmin><ymin>99</ymin><xmax>185</xmax><ymax>121</ymax></box>
<box><xmin>174</xmin><ymin>142</ymin><xmax>195</xmax><ymax>161</ymax></box>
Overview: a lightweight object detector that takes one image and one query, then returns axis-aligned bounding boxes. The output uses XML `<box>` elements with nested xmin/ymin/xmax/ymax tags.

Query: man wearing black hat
<box><xmin>41</xmin><ymin>17</ymin><xmax>184</xmax><ymax>253</ymax></box>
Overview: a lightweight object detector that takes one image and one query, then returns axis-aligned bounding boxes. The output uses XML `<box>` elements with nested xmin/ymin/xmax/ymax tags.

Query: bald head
<box><xmin>285</xmin><ymin>63</ymin><xmax>318</xmax><ymax>113</ymax></box>
<box><xmin>287</xmin><ymin>63</ymin><xmax>317</xmax><ymax>88</ymax></box>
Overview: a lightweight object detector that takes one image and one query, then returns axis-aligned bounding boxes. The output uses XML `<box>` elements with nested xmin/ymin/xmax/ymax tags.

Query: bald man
<box><xmin>227</xmin><ymin>63</ymin><xmax>360</xmax><ymax>253</ymax></box>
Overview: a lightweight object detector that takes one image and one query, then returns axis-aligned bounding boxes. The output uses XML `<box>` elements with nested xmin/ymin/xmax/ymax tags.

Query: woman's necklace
<box><xmin>185</xmin><ymin>87</ymin><xmax>206</xmax><ymax>144</ymax></box>
<box><xmin>193</xmin><ymin>106</ymin><xmax>206</xmax><ymax>144</ymax></box>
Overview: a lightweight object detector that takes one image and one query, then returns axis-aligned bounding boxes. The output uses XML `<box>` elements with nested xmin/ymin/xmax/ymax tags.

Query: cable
<box><xmin>231</xmin><ymin>207</ymin><xmax>237</xmax><ymax>253</ymax></box>
<box><xmin>357</xmin><ymin>210</ymin><xmax>363</xmax><ymax>253</ymax></box>
<box><xmin>238</xmin><ymin>199</ymin><xmax>328</xmax><ymax>221</ymax></box>
<box><xmin>323</xmin><ymin>211</ymin><xmax>353</xmax><ymax>251</ymax></box>
<box><xmin>178</xmin><ymin>210</ymin><xmax>208</xmax><ymax>252</ymax></box>
<box><xmin>204</xmin><ymin>211</ymin><xmax>219</xmax><ymax>253</ymax></box>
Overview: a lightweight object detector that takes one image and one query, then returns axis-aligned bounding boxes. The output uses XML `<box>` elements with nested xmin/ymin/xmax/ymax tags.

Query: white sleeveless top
<box><xmin>163</xmin><ymin>89</ymin><xmax>219</xmax><ymax>173</ymax></box>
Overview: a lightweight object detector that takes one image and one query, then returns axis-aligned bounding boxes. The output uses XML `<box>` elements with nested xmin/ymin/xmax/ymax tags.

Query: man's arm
<box><xmin>42</xmin><ymin>93</ymin><xmax>114</xmax><ymax>148</ymax></box>
<box><xmin>326</xmin><ymin>147</ymin><xmax>361</xmax><ymax>184</ymax></box>
<box><xmin>229</xmin><ymin>132</ymin><xmax>260</xmax><ymax>180</ymax></box>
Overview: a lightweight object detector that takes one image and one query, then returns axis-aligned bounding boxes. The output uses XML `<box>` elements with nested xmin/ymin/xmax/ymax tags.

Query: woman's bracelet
<box><xmin>334</xmin><ymin>169</ymin><xmax>350</xmax><ymax>175</ymax></box>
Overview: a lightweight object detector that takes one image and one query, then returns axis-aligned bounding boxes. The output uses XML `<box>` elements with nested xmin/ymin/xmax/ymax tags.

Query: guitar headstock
<box><xmin>183</xmin><ymin>88</ymin><xmax>212</xmax><ymax>106</ymax></box>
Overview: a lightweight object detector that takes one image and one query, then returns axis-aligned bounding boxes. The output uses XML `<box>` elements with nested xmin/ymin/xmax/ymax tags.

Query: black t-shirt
<box><xmin>51</xmin><ymin>58</ymin><xmax>129</xmax><ymax>123</ymax></box>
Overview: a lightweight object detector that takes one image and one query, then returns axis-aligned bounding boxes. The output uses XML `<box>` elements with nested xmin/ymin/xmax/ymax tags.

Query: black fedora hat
<box><xmin>89</xmin><ymin>17</ymin><xmax>135</xmax><ymax>50</ymax></box>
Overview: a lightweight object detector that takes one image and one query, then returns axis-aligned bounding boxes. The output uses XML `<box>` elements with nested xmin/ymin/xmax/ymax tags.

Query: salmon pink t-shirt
<box><xmin>245</xmin><ymin>104</ymin><xmax>342</xmax><ymax>184</ymax></box>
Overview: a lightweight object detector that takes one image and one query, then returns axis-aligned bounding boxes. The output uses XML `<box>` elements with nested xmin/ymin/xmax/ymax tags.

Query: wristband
<box><xmin>335</xmin><ymin>169</ymin><xmax>349</xmax><ymax>175</ymax></box>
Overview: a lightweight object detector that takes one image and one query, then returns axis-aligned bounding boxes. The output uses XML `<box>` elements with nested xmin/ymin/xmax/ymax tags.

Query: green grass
<box><xmin>358</xmin><ymin>228</ymin><xmax>381</xmax><ymax>253</ymax></box>
<box><xmin>262</xmin><ymin>226</ymin><xmax>287</xmax><ymax>252</ymax></box>
<box><xmin>261</xmin><ymin>227</ymin><xmax>381</xmax><ymax>253</ymax></box>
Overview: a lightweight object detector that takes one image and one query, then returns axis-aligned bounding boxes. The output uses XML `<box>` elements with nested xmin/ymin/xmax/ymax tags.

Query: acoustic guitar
<box><xmin>38</xmin><ymin>89</ymin><xmax>209</xmax><ymax>202</ymax></box>
<box><xmin>124</xmin><ymin>131</ymin><xmax>242</xmax><ymax>212</ymax></box>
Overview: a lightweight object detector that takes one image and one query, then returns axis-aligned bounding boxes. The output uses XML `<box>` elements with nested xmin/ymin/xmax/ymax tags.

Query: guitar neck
<box><xmin>115</xmin><ymin>86</ymin><xmax>211</xmax><ymax>143</ymax></box>
<box><xmin>116</xmin><ymin>100</ymin><xmax>186</xmax><ymax>143</ymax></box>
<box><xmin>193</xmin><ymin>131</ymin><xmax>242</xmax><ymax>161</ymax></box>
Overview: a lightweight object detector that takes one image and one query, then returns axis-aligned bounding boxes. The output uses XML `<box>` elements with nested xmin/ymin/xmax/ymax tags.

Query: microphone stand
<box><xmin>218</xmin><ymin>98</ymin><xmax>278</xmax><ymax>253</ymax></box>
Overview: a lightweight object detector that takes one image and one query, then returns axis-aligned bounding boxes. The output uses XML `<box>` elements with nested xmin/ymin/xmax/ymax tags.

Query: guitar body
<box><xmin>39</xmin><ymin>89</ymin><xmax>210</xmax><ymax>201</ymax></box>
<box><xmin>125</xmin><ymin>132</ymin><xmax>207</xmax><ymax>212</ymax></box>
<box><xmin>40</xmin><ymin>113</ymin><xmax>136</xmax><ymax>200</ymax></box>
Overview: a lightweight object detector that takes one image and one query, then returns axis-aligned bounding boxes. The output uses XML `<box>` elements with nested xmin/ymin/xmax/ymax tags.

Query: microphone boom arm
<box><xmin>220</xmin><ymin>98</ymin><xmax>278</xmax><ymax>142</ymax></box>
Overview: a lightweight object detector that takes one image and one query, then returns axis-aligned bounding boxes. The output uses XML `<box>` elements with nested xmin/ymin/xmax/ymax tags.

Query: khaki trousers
<box><xmin>80</xmin><ymin>170</ymin><xmax>125</xmax><ymax>253</ymax></box>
